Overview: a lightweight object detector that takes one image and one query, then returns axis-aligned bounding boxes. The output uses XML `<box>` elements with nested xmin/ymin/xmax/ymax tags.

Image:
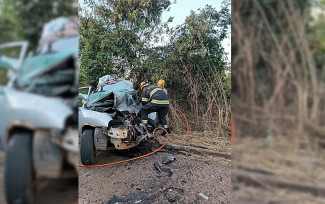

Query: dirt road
<box><xmin>79</xmin><ymin>140</ymin><xmax>231</xmax><ymax>204</ymax></box>
<box><xmin>232</xmin><ymin>137</ymin><xmax>325</xmax><ymax>204</ymax></box>
<box><xmin>0</xmin><ymin>151</ymin><xmax>78</xmax><ymax>204</ymax></box>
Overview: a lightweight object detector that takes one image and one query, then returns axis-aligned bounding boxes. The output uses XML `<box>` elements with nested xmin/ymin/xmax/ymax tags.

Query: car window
<box><xmin>0</xmin><ymin>41</ymin><xmax>28</xmax><ymax>85</ymax></box>
<box><xmin>0</xmin><ymin>69</ymin><xmax>8</xmax><ymax>85</ymax></box>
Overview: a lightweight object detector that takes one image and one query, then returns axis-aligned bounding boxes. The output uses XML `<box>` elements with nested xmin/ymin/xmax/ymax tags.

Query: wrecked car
<box><xmin>79</xmin><ymin>75</ymin><xmax>159</xmax><ymax>165</ymax></box>
<box><xmin>0</xmin><ymin>17</ymin><xmax>78</xmax><ymax>203</ymax></box>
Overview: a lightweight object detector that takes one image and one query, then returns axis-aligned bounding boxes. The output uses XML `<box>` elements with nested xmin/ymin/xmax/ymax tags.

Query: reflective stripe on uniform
<box><xmin>149</xmin><ymin>88</ymin><xmax>162</xmax><ymax>98</ymax></box>
<box><xmin>163</xmin><ymin>125</ymin><xmax>168</xmax><ymax>128</ymax></box>
<box><xmin>151</xmin><ymin>99</ymin><xmax>169</xmax><ymax>105</ymax></box>
<box><xmin>142</xmin><ymin>97</ymin><xmax>149</xmax><ymax>102</ymax></box>
<box><xmin>142</xmin><ymin>120</ymin><xmax>148</xmax><ymax>124</ymax></box>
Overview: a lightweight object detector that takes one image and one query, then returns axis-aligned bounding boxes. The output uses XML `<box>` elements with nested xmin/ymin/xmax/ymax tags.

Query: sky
<box><xmin>162</xmin><ymin>0</ymin><xmax>222</xmax><ymax>26</ymax></box>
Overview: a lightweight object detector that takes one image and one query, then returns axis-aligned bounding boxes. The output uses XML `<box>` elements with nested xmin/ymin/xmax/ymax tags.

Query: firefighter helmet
<box><xmin>157</xmin><ymin>79</ymin><xmax>165</xmax><ymax>88</ymax></box>
<box><xmin>140</xmin><ymin>81</ymin><xmax>150</xmax><ymax>89</ymax></box>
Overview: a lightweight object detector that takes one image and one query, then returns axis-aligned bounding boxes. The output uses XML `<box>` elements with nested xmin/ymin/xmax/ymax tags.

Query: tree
<box><xmin>164</xmin><ymin>3</ymin><xmax>231</xmax><ymax>129</ymax></box>
<box><xmin>79</xmin><ymin>0</ymin><xmax>172</xmax><ymax>88</ymax></box>
<box><xmin>0</xmin><ymin>0</ymin><xmax>77</xmax><ymax>48</ymax></box>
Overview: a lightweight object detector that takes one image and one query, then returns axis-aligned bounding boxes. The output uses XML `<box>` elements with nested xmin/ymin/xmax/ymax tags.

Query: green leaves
<box><xmin>0</xmin><ymin>0</ymin><xmax>77</xmax><ymax>49</ymax></box>
<box><xmin>79</xmin><ymin>0</ymin><xmax>173</xmax><ymax>88</ymax></box>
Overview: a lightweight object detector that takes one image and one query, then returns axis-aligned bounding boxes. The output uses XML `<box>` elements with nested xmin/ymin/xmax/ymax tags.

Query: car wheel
<box><xmin>80</xmin><ymin>129</ymin><xmax>95</xmax><ymax>165</ymax></box>
<box><xmin>5</xmin><ymin>132</ymin><xmax>34</xmax><ymax>204</ymax></box>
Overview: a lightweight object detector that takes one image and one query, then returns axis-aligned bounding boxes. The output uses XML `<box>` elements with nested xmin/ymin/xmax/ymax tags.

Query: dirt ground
<box><xmin>79</xmin><ymin>134</ymin><xmax>231</xmax><ymax>204</ymax></box>
<box><xmin>232</xmin><ymin>137</ymin><xmax>325</xmax><ymax>204</ymax></box>
<box><xmin>232</xmin><ymin>185</ymin><xmax>325</xmax><ymax>204</ymax></box>
<box><xmin>0</xmin><ymin>151</ymin><xmax>78</xmax><ymax>204</ymax></box>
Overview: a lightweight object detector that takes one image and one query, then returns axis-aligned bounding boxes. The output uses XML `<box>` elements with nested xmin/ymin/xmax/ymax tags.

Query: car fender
<box><xmin>0</xmin><ymin>87</ymin><xmax>72</xmax><ymax>146</ymax></box>
<box><xmin>78</xmin><ymin>107</ymin><xmax>112</xmax><ymax>136</ymax></box>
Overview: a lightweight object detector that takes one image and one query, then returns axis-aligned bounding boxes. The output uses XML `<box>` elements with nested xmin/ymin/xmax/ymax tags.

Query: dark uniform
<box><xmin>139</xmin><ymin>85</ymin><xmax>169</xmax><ymax>130</ymax></box>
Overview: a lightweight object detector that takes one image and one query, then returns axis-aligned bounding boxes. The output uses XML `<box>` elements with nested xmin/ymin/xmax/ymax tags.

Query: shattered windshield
<box><xmin>16</xmin><ymin>52</ymin><xmax>76</xmax><ymax>97</ymax></box>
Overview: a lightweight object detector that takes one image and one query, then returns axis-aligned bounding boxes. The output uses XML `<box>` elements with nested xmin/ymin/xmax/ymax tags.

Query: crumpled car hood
<box><xmin>17</xmin><ymin>52</ymin><xmax>75</xmax><ymax>87</ymax></box>
<box><xmin>81</xmin><ymin>75</ymin><xmax>140</xmax><ymax>113</ymax></box>
<box><xmin>87</xmin><ymin>89</ymin><xmax>129</xmax><ymax>107</ymax></box>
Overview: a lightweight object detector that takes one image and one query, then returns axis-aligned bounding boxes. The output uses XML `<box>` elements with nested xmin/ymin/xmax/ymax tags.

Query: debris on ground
<box><xmin>162</xmin><ymin>155</ymin><xmax>176</xmax><ymax>164</ymax></box>
<box><xmin>105</xmin><ymin>194</ymin><xmax>128</xmax><ymax>204</ymax></box>
<box><xmin>154</xmin><ymin>162</ymin><xmax>173</xmax><ymax>177</ymax></box>
<box><xmin>163</xmin><ymin>187</ymin><xmax>184</xmax><ymax>202</ymax></box>
<box><xmin>148</xmin><ymin>133</ymin><xmax>153</xmax><ymax>139</ymax></box>
<box><xmin>199</xmin><ymin>192</ymin><xmax>209</xmax><ymax>200</ymax></box>
<box><xmin>154</xmin><ymin>162</ymin><xmax>162</xmax><ymax>171</ymax></box>
<box><xmin>134</xmin><ymin>200</ymin><xmax>142</xmax><ymax>203</ymax></box>
<box><xmin>79</xmin><ymin>146</ymin><xmax>231</xmax><ymax>203</ymax></box>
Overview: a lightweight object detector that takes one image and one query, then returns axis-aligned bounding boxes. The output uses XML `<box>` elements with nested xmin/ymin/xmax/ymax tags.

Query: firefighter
<box><xmin>139</xmin><ymin>81</ymin><xmax>170</xmax><ymax>134</ymax></box>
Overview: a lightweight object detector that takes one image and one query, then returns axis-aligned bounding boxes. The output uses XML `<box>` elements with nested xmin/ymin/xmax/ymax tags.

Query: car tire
<box><xmin>80</xmin><ymin>129</ymin><xmax>95</xmax><ymax>165</ymax></box>
<box><xmin>5</xmin><ymin>132</ymin><xmax>34</xmax><ymax>204</ymax></box>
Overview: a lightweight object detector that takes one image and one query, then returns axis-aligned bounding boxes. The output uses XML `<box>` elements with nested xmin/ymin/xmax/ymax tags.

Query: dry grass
<box><xmin>232</xmin><ymin>0</ymin><xmax>325</xmax><ymax>141</ymax></box>
<box><xmin>169</xmin><ymin>131</ymin><xmax>231</xmax><ymax>155</ymax></box>
<box><xmin>168</xmin><ymin>60</ymin><xmax>231</xmax><ymax>136</ymax></box>
<box><xmin>233</xmin><ymin>185</ymin><xmax>325</xmax><ymax>204</ymax></box>
<box><xmin>232</xmin><ymin>1</ymin><xmax>325</xmax><ymax>202</ymax></box>
<box><xmin>233</xmin><ymin>136</ymin><xmax>325</xmax><ymax>203</ymax></box>
<box><xmin>233</xmin><ymin>136</ymin><xmax>325</xmax><ymax>185</ymax></box>
<box><xmin>168</xmin><ymin>99</ymin><xmax>231</xmax><ymax>155</ymax></box>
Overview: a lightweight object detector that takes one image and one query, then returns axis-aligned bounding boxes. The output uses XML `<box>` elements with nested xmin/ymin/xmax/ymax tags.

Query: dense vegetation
<box><xmin>79</xmin><ymin>0</ymin><xmax>231</xmax><ymax>134</ymax></box>
<box><xmin>232</xmin><ymin>0</ymin><xmax>325</xmax><ymax>146</ymax></box>
<box><xmin>0</xmin><ymin>0</ymin><xmax>77</xmax><ymax>84</ymax></box>
<box><xmin>0</xmin><ymin>0</ymin><xmax>77</xmax><ymax>48</ymax></box>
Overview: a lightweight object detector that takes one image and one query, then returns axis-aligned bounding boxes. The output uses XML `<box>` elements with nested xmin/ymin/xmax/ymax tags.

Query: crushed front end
<box><xmin>79</xmin><ymin>75</ymin><xmax>149</xmax><ymax>151</ymax></box>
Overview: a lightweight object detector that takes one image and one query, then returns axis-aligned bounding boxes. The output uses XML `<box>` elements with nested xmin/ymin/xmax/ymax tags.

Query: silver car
<box><xmin>79</xmin><ymin>75</ymin><xmax>160</xmax><ymax>165</ymax></box>
<box><xmin>0</xmin><ymin>17</ymin><xmax>78</xmax><ymax>204</ymax></box>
